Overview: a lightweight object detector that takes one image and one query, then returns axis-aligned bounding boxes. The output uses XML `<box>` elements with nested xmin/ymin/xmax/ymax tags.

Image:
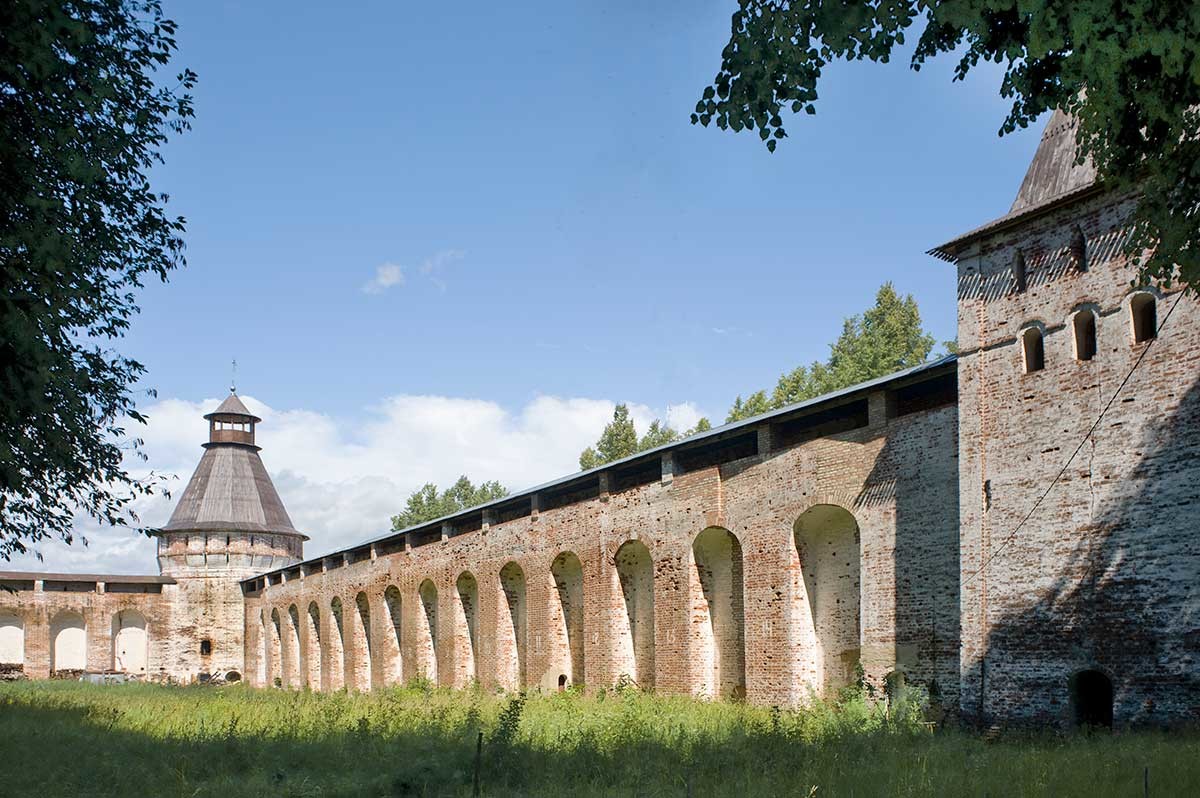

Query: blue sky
<box><xmin>23</xmin><ymin>1</ymin><xmax>1048</xmax><ymax>572</ymax></box>
<box><xmin>135</xmin><ymin>0</ymin><xmax>1040</xmax><ymax>417</ymax></box>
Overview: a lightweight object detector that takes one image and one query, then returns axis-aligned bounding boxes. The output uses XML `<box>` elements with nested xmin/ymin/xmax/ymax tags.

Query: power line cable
<box><xmin>968</xmin><ymin>289</ymin><xmax>1186</xmax><ymax>583</ymax></box>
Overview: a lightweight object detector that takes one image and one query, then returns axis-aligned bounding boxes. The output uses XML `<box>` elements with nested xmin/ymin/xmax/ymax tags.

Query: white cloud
<box><xmin>363</xmin><ymin>250</ymin><xmax>466</xmax><ymax>295</ymax></box>
<box><xmin>666</xmin><ymin>402</ymin><xmax>705</xmax><ymax>432</ymax></box>
<box><xmin>418</xmin><ymin>249</ymin><xmax>465</xmax><ymax>291</ymax></box>
<box><xmin>3</xmin><ymin>391</ymin><xmax>704</xmax><ymax>575</ymax></box>
<box><xmin>362</xmin><ymin>262</ymin><xmax>405</xmax><ymax>294</ymax></box>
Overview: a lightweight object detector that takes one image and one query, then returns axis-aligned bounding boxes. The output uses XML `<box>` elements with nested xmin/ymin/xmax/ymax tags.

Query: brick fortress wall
<box><xmin>242</xmin><ymin>375</ymin><xmax>961</xmax><ymax>710</ymax></box>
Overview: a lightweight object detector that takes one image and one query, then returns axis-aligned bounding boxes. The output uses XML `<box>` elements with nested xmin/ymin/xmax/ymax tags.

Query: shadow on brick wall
<box><xmin>966</xmin><ymin>374</ymin><xmax>1200</xmax><ymax>729</ymax></box>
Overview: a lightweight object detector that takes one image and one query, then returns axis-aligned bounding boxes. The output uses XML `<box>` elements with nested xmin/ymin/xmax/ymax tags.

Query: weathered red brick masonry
<box><xmin>2</xmin><ymin>113</ymin><xmax>1197</xmax><ymax>729</ymax></box>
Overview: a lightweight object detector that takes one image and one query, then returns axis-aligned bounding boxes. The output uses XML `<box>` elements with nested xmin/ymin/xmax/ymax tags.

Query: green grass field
<box><xmin>0</xmin><ymin>681</ymin><xmax>1196</xmax><ymax>797</ymax></box>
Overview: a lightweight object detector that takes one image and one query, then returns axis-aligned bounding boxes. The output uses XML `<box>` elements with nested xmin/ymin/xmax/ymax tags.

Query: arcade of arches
<box><xmin>244</xmin><ymin>493</ymin><xmax>912</xmax><ymax>706</ymax></box>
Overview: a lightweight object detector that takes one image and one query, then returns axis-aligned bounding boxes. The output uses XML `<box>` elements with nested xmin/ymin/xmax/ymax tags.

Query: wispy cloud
<box><xmin>363</xmin><ymin>250</ymin><xmax>466</xmax><ymax>295</ymax></box>
<box><xmin>362</xmin><ymin>262</ymin><xmax>405</xmax><ymax>294</ymax></box>
<box><xmin>419</xmin><ymin>249</ymin><xmax>466</xmax><ymax>292</ymax></box>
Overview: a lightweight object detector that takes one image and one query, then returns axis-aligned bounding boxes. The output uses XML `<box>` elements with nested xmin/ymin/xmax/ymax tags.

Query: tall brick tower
<box><xmin>933</xmin><ymin>111</ymin><xmax>1200</xmax><ymax>729</ymax></box>
<box><xmin>155</xmin><ymin>391</ymin><xmax>307</xmax><ymax>681</ymax></box>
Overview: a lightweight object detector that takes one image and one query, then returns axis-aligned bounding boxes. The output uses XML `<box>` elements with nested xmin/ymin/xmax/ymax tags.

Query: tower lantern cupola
<box><xmin>157</xmin><ymin>389</ymin><xmax>306</xmax><ymax>579</ymax></box>
<box><xmin>205</xmin><ymin>391</ymin><xmax>261</xmax><ymax>448</ymax></box>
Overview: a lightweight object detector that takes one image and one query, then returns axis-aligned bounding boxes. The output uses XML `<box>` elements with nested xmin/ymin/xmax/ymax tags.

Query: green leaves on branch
<box><xmin>727</xmin><ymin>283</ymin><xmax>936</xmax><ymax>422</ymax></box>
<box><xmin>390</xmin><ymin>476</ymin><xmax>509</xmax><ymax>531</ymax></box>
<box><xmin>579</xmin><ymin>406</ymin><xmax>712</xmax><ymax>471</ymax></box>
<box><xmin>693</xmin><ymin>1</ymin><xmax>1200</xmax><ymax>291</ymax></box>
<box><xmin>0</xmin><ymin>0</ymin><xmax>195</xmax><ymax>559</ymax></box>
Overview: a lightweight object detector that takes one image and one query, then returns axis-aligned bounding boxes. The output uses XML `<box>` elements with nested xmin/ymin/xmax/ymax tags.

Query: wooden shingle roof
<box><xmin>161</xmin><ymin>396</ymin><xmax>305</xmax><ymax>539</ymax></box>
<box><xmin>928</xmin><ymin>110</ymin><xmax>1101</xmax><ymax>261</ymax></box>
<box><xmin>205</xmin><ymin>392</ymin><xmax>261</xmax><ymax>422</ymax></box>
<box><xmin>1009</xmin><ymin>109</ymin><xmax>1097</xmax><ymax>215</ymax></box>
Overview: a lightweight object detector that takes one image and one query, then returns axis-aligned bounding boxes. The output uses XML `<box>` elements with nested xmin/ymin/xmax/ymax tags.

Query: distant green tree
<box><xmin>579</xmin><ymin>405</ymin><xmax>712</xmax><ymax>470</ymax></box>
<box><xmin>638</xmin><ymin>419</ymin><xmax>678</xmax><ymax>451</ymax></box>
<box><xmin>727</xmin><ymin>283</ymin><xmax>935</xmax><ymax>422</ymax></box>
<box><xmin>578</xmin><ymin>404</ymin><xmax>638</xmax><ymax>470</ymax></box>
<box><xmin>726</xmin><ymin>391</ymin><xmax>773</xmax><ymax>423</ymax></box>
<box><xmin>390</xmin><ymin>476</ymin><xmax>509</xmax><ymax>530</ymax></box>
<box><xmin>0</xmin><ymin>0</ymin><xmax>196</xmax><ymax>559</ymax></box>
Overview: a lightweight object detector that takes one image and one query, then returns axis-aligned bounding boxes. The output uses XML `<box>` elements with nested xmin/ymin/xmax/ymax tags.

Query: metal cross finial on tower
<box><xmin>231</xmin><ymin>359</ymin><xmax>237</xmax><ymax>394</ymax></box>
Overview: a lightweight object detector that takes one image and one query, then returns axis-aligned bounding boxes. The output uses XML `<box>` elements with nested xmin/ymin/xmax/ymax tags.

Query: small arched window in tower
<box><xmin>1073</xmin><ymin>310</ymin><xmax>1097</xmax><ymax>361</ymax></box>
<box><xmin>1012</xmin><ymin>250</ymin><xmax>1028</xmax><ymax>293</ymax></box>
<box><xmin>1070</xmin><ymin>226</ymin><xmax>1087</xmax><ymax>272</ymax></box>
<box><xmin>1022</xmin><ymin>326</ymin><xmax>1045</xmax><ymax>373</ymax></box>
<box><xmin>1070</xmin><ymin>669</ymin><xmax>1113</xmax><ymax>729</ymax></box>
<box><xmin>200</xmin><ymin>639</ymin><xmax>212</xmax><ymax>656</ymax></box>
<box><xmin>1131</xmin><ymin>292</ymin><xmax>1157</xmax><ymax>343</ymax></box>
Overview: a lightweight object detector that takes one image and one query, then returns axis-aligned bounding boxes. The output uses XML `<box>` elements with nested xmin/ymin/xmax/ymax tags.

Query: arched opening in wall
<box><xmin>550</xmin><ymin>551</ymin><xmax>585</xmax><ymax>688</ymax></box>
<box><xmin>692</xmin><ymin>527</ymin><xmax>746</xmax><ymax>700</ymax></box>
<box><xmin>793</xmin><ymin>505</ymin><xmax>861</xmax><ymax>696</ymax></box>
<box><xmin>418</xmin><ymin>580</ymin><xmax>439</xmax><ymax>684</ymax></box>
<box><xmin>884</xmin><ymin>669</ymin><xmax>907</xmax><ymax>703</ymax></box>
<box><xmin>455</xmin><ymin>572</ymin><xmax>479</xmax><ymax>686</ymax></box>
<box><xmin>328</xmin><ymin>597</ymin><xmax>345</xmax><ymax>690</ymax></box>
<box><xmin>50</xmin><ymin>611</ymin><xmax>87</xmax><ymax>673</ymax></box>
<box><xmin>352</xmin><ymin>592</ymin><xmax>372</xmax><ymax>691</ymax></box>
<box><xmin>306</xmin><ymin>602</ymin><xmax>322</xmax><ymax>689</ymax></box>
<box><xmin>498</xmin><ymin>562</ymin><xmax>528</xmax><ymax>690</ymax></box>
<box><xmin>1022</xmin><ymin>326</ymin><xmax>1045</xmax><ymax>373</ymax></box>
<box><xmin>0</xmin><ymin>613</ymin><xmax>24</xmax><ymax>669</ymax></box>
<box><xmin>383</xmin><ymin>586</ymin><xmax>402</xmax><ymax>686</ymax></box>
<box><xmin>1131</xmin><ymin>292</ymin><xmax>1157</xmax><ymax>343</ymax></box>
<box><xmin>1071</xmin><ymin>670</ymin><xmax>1114</xmax><ymax>730</ymax></box>
<box><xmin>111</xmin><ymin>610</ymin><xmax>148</xmax><ymax>674</ymax></box>
<box><xmin>287</xmin><ymin>604</ymin><xmax>302</xmax><ymax>688</ymax></box>
<box><xmin>614</xmin><ymin>540</ymin><xmax>655</xmax><ymax>690</ymax></box>
<box><xmin>269</xmin><ymin>608</ymin><xmax>285</xmax><ymax>687</ymax></box>
<box><xmin>257</xmin><ymin>612</ymin><xmax>268</xmax><ymax>685</ymax></box>
<box><xmin>1073</xmin><ymin>310</ymin><xmax>1097</xmax><ymax>361</ymax></box>
<box><xmin>200</xmin><ymin>639</ymin><xmax>212</xmax><ymax>656</ymax></box>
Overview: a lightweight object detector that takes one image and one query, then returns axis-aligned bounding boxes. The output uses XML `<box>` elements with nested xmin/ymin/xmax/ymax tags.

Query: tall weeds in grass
<box><xmin>0</xmin><ymin>681</ymin><xmax>1196</xmax><ymax>797</ymax></box>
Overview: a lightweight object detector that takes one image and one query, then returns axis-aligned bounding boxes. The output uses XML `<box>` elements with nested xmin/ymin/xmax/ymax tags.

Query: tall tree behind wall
<box><xmin>727</xmin><ymin>283</ymin><xmax>936</xmax><ymax>422</ymax></box>
<box><xmin>0</xmin><ymin>0</ymin><xmax>196</xmax><ymax>559</ymax></box>
<box><xmin>579</xmin><ymin>406</ymin><xmax>712</xmax><ymax>471</ymax></box>
<box><xmin>390</xmin><ymin>476</ymin><xmax>510</xmax><ymax>531</ymax></box>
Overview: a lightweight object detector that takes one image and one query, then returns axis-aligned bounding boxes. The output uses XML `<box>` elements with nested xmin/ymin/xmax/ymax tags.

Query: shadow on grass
<box><xmin>1</xmin><ymin>685</ymin><xmax>1198</xmax><ymax>798</ymax></box>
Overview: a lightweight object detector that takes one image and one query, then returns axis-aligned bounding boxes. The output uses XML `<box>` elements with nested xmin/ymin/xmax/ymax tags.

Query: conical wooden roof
<box><xmin>205</xmin><ymin>392</ymin><xmax>262</xmax><ymax>422</ymax></box>
<box><xmin>161</xmin><ymin>395</ymin><xmax>306</xmax><ymax>539</ymax></box>
<box><xmin>928</xmin><ymin>110</ymin><xmax>1101</xmax><ymax>260</ymax></box>
<box><xmin>1009</xmin><ymin>109</ymin><xmax>1097</xmax><ymax>215</ymax></box>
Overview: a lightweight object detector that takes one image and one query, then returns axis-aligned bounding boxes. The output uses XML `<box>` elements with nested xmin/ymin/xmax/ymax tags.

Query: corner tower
<box><xmin>155</xmin><ymin>391</ymin><xmax>306</xmax><ymax>680</ymax></box>
<box><xmin>933</xmin><ymin>111</ymin><xmax>1200</xmax><ymax>729</ymax></box>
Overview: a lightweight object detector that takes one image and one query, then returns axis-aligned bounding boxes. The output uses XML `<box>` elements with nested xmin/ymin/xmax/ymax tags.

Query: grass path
<box><xmin>0</xmin><ymin>682</ymin><xmax>1196</xmax><ymax>797</ymax></box>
